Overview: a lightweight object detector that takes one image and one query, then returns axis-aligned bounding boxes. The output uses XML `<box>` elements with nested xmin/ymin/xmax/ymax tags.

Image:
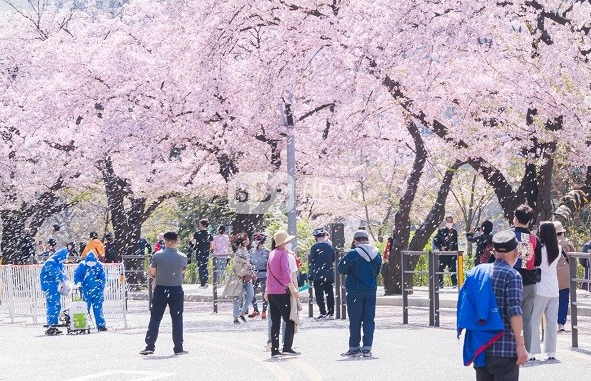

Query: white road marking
<box><xmin>66</xmin><ymin>370</ymin><xmax>174</xmax><ymax>381</ymax></box>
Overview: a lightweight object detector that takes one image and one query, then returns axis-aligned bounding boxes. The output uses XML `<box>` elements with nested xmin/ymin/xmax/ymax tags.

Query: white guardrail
<box><xmin>0</xmin><ymin>264</ymin><xmax>127</xmax><ymax>328</ymax></box>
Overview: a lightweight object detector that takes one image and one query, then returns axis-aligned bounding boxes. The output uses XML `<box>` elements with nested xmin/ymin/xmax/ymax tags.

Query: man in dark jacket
<box><xmin>20</xmin><ymin>229</ymin><xmax>36</xmax><ymax>264</ymax></box>
<box><xmin>466</xmin><ymin>220</ymin><xmax>494</xmax><ymax>265</ymax></box>
<box><xmin>511</xmin><ymin>204</ymin><xmax>542</xmax><ymax>354</ymax></box>
<box><xmin>434</xmin><ymin>216</ymin><xmax>459</xmax><ymax>287</ymax></box>
<box><xmin>193</xmin><ymin>219</ymin><xmax>213</xmax><ymax>288</ymax></box>
<box><xmin>308</xmin><ymin>228</ymin><xmax>335</xmax><ymax>319</ymax></box>
<box><xmin>338</xmin><ymin>230</ymin><xmax>382</xmax><ymax>358</ymax></box>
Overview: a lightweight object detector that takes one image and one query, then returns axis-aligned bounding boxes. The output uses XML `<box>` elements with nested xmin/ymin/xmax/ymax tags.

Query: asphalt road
<box><xmin>2</xmin><ymin>303</ymin><xmax>591</xmax><ymax>381</ymax></box>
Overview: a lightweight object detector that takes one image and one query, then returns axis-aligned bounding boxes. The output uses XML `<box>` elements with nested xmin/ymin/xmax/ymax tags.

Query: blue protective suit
<box><xmin>457</xmin><ymin>264</ymin><xmax>504</xmax><ymax>366</ymax></box>
<box><xmin>74</xmin><ymin>251</ymin><xmax>107</xmax><ymax>328</ymax></box>
<box><xmin>40</xmin><ymin>248</ymin><xmax>68</xmax><ymax>325</ymax></box>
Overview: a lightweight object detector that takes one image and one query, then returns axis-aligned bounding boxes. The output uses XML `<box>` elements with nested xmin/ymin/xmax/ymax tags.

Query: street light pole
<box><xmin>284</xmin><ymin>91</ymin><xmax>297</xmax><ymax>252</ymax></box>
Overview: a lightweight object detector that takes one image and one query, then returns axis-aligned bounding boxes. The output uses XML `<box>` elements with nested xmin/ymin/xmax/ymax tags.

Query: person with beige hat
<box><xmin>553</xmin><ymin>220</ymin><xmax>575</xmax><ymax>332</ymax></box>
<box><xmin>265</xmin><ymin>230</ymin><xmax>300</xmax><ymax>358</ymax></box>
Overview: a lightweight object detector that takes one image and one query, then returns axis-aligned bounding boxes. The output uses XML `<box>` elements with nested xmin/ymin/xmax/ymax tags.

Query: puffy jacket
<box><xmin>308</xmin><ymin>241</ymin><xmax>335</xmax><ymax>282</ymax></box>
<box><xmin>337</xmin><ymin>244</ymin><xmax>382</xmax><ymax>295</ymax></box>
<box><xmin>457</xmin><ymin>264</ymin><xmax>504</xmax><ymax>366</ymax></box>
<box><xmin>81</xmin><ymin>239</ymin><xmax>105</xmax><ymax>260</ymax></box>
<box><xmin>40</xmin><ymin>248</ymin><xmax>68</xmax><ymax>292</ymax></box>
<box><xmin>74</xmin><ymin>251</ymin><xmax>106</xmax><ymax>299</ymax></box>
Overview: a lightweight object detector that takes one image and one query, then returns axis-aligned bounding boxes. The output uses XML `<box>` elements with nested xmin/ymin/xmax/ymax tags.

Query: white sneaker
<box><xmin>558</xmin><ymin>324</ymin><xmax>565</xmax><ymax>332</ymax></box>
<box><xmin>316</xmin><ymin>314</ymin><xmax>326</xmax><ymax>320</ymax></box>
<box><xmin>326</xmin><ymin>314</ymin><xmax>334</xmax><ymax>320</ymax></box>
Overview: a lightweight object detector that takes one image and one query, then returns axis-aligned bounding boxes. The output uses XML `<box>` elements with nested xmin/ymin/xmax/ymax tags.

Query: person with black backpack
<box><xmin>466</xmin><ymin>220</ymin><xmax>494</xmax><ymax>266</ymax></box>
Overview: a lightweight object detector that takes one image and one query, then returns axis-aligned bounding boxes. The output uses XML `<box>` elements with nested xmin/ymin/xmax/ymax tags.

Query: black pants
<box><xmin>313</xmin><ymin>281</ymin><xmax>335</xmax><ymax>315</ymax></box>
<box><xmin>145</xmin><ymin>286</ymin><xmax>184</xmax><ymax>353</ymax></box>
<box><xmin>196</xmin><ymin>252</ymin><xmax>209</xmax><ymax>286</ymax></box>
<box><xmin>475</xmin><ymin>356</ymin><xmax>519</xmax><ymax>381</ymax></box>
<box><xmin>438</xmin><ymin>254</ymin><xmax>457</xmax><ymax>286</ymax></box>
<box><xmin>268</xmin><ymin>293</ymin><xmax>294</xmax><ymax>356</ymax></box>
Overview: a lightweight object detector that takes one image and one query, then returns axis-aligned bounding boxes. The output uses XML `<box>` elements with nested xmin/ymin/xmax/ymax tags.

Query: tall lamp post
<box><xmin>278</xmin><ymin>91</ymin><xmax>297</xmax><ymax>252</ymax></box>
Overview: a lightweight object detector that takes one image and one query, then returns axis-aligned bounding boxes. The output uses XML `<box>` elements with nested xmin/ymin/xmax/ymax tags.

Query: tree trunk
<box><xmin>383</xmin><ymin>121</ymin><xmax>427</xmax><ymax>295</ymax></box>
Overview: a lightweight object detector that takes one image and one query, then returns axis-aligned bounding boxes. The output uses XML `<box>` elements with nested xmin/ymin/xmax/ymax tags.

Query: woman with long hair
<box><xmin>530</xmin><ymin>221</ymin><xmax>560</xmax><ymax>361</ymax></box>
<box><xmin>222</xmin><ymin>233</ymin><xmax>255</xmax><ymax>324</ymax></box>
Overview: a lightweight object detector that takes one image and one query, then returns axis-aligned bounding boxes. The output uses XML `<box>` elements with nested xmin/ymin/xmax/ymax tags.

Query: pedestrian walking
<box><xmin>530</xmin><ymin>222</ymin><xmax>560</xmax><ymax>361</ymax></box>
<box><xmin>434</xmin><ymin>216</ymin><xmax>459</xmax><ymax>287</ymax></box>
<box><xmin>74</xmin><ymin>251</ymin><xmax>107</xmax><ymax>332</ymax></box>
<box><xmin>211</xmin><ymin>225</ymin><xmax>231</xmax><ymax>286</ymax></box>
<box><xmin>471</xmin><ymin>230</ymin><xmax>528</xmax><ymax>380</ymax></box>
<box><xmin>554</xmin><ymin>221</ymin><xmax>574</xmax><ymax>332</ymax></box>
<box><xmin>308</xmin><ymin>228</ymin><xmax>335</xmax><ymax>319</ymax></box>
<box><xmin>249</xmin><ymin>233</ymin><xmax>270</xmax><ymax>319</ymax></box>
<box><xmin>338</xmin><ymin>230</ymin><xmax>382</xmax><ymax>358</ymax></box>
<box><xmin>222</xmin><ymin>233</ymin><xmax>255</xmax><ymax>324</ymax></box>
<box><xmin>103</xmin><ymin>232</ymin><xmax>119</xmax><ymax>263</ymax></box>
<box><xmin>511</xmin><ymin>204</ymin><xmax>542</xmax><ymax>353</ymax></box>
<box><xmin>265</xmin><ymin>230</ymin><xmax>299</xmax><ymax>358</ymax></box>
<box><xmin>81</xmin><ymin>232</ymin><xmax>105</xmax><ymax>261</ymax></box>
<box><xmin>40</xmin><ymin>247</ymin><xmax>69</xmax><ymax>335</ymax></box>
<box><xmin>140</xmin><ymin>231</ymin><xmax>188</xmax><ymax>355</ymax></box>
<box><xmin>193</xmin><ymin>219</ymin><xmax>213</xmax><ymax>288</ymax></box>
<box><xmin>466</xmin><ymin>220</ymin><xmax>494</xmax><ymax>265</ymax></box>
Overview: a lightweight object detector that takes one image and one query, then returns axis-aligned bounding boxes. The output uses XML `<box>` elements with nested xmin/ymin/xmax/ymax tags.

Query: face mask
<box><xmin>446</xmin><ymin>223</ymin><xmax>453</xmax><ymax>229</ymax></box>
<box><xmin>86</xmin><ymin>261</ymin><xmax>97</xmax><ymax>267</ymax></box>
<box><xmin>284</xmin><ymin>243</ymin><xmax>292</xmax><ymax>251</ymax></box>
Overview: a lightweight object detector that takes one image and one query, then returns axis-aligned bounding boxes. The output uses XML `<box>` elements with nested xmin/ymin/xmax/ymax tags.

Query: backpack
<box><xmin>479</xmin><ymin>242</ymin><xmax>495</xmax><ymax>265</ymax></box>
<box><xmin>516</xmin><ymin>233</ymin><xmax>537</xmax><ymax>270</ymax></box>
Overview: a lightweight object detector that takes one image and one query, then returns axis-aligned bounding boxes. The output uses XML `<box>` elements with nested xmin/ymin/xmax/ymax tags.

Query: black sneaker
<box><xmin>271</xmin><ymin>352</ymin><xmax>285</xmax><ymax>359</ymax></box>
<box><xmin>174</xmin><ymin>350</ymin><xmax>189</xmax><ymax>355</ymax></box>
<box><xmin>139</xmin><ymin>349</ymin><xmax>154</xmax><ymax>355</ymax></box>
<box><xmin>239</xmin><ymin>315</ymin><xmax>247</xmax><ymax>323</ymax></box>
<box><xmin>233</xmin><ymin>318</ymin><xmax>240</xmax><ymax>324</ymax></box>
<box><xmin>341</xmin><ymin>349</ymin><xmax>361</xmax><ymax>357</ymax></box>
<box><xmin>362</xmin><ymin>350</ymin><xmax>373</xmax><ymax>358</ymax></box>
<box><xmin>45</xmin><ymin>327</ymin><xmax>62</xmax><ymax>336</ymax></box>
<box><xmin>282</xmin><ymin>349</ymin><xmax>301</xmax><ymax>355</ymax></box>
<box><xmin>97</xmin><ymin>327</ymin><xmax>108</xmax><ymax>332</ymax></box>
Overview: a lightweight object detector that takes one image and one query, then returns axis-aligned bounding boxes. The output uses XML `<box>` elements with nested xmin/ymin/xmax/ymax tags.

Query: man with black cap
<box><xmin>473</xmin><ymin>230</ymin><xmax>528</xmax><ymax>381</ymax></box>
<box><xmin>140</xmin><ymin>231</ymin><xmax>188</xmax><ymax>355</ymax></box>
<box><xmin>338</xmin><ymin>230</ymin><xmax>382</xmax><ymax>358</ymax></box>
<box><xmin>308</xmin><ymin>228</ymin><xmax>336</xmax><ymax>319</ymax></box>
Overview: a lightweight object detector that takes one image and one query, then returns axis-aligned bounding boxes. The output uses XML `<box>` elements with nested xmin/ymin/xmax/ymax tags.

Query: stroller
<box><xmin>44</xmin><ymin>284</ymin><xmax>93</xmax><ymax>335</ymax></box>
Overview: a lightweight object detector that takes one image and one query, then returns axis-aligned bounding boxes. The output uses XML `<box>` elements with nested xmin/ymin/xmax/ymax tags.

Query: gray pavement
<box><xmin>2</xmin><ymin>300</ymin><xmax>591</xmax><ymax>381</ymax></box>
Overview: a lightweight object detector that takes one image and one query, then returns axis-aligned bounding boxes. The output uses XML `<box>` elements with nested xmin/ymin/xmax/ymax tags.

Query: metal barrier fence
<box><xmin>568</xmin><ymin>252</ymin><xmax>591</xmax><ymax>348</ymax></box>
<box><xmin>0</xmin><ymin>263</ymin><xmax>127</xmax><ymax>328</ymax></box>
<box><xmin>401</xmin><ymin>250</ymin><xmax>463</xmax><ymax>327</ymax></box>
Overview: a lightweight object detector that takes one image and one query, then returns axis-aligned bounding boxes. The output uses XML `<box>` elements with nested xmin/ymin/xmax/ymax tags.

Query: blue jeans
<box><xmin>346</xmin><ymin>292</ymin><xmax>376</xmax><ymax>351</ymax></box>
<box><xmin>196</xmin><ymin>252</ymin><xmax>209</xmax><ymax>286</ymax></box>
<box><xmin>558</xmin><ymin>288</ymin><xmax>569</xmax><ymax>325</ymax></box>
<box><xmin>213</xmin><ymin>257</ymin><xmax>228</xmax><ymax>286</ymax></box>
<box><xmin>45</xmin><ymin>290</ymin><xmax>61</xmax><ymax>325</ymax></box>
<box><xmin>252</xmin><ymin>277</ymin><xmax>267</xmax><ymax>313</ymax></box>
<box><xmin>233</xmin><ymin>282</ymin><xmax>254</xmax><ymax>318</ymax></box>
<box><xmin>145</xmin><ymin>286</ymin><xmax>184</xmax><ymax>353</ymax></box>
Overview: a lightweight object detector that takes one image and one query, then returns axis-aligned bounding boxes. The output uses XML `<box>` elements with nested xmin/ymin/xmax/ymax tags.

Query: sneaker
<box><xmin>557</xmin><ymin>324</ymin><xmax>565</xmax><ymax>332</ymax></box>
<box><xmin>341</xmin><ymin>349</ymin><xmax>361</xmax><ymax>357</ymax></box>
<box><xmin>271</xmin><ymin>352</ymin><xmax>285</xmax><ymax>359</ymax></box>
<box><xmin>174</xmin><ymin>350</ymin><xmax>189</xmax><ymax>355</ymax></box>
<box><xmin>326</xmin><ymin>314</ymin><xmax>334</xmax><ymax>320</ymax></box>
<box><xmin>97</xmin><ymin>327</ymin><xmax>108</xmax><ymax>332</ymax></box>
<box><xmin>239</xmin><ymin>315</ymin><xmax>247</xmax><ymax>323</ymax></box>
<box><xmin>528</xmin><ymin>357</ymin><xmax>537</xmax><ymax>362</ymax></box>
<box><xmin>139</xmin><ymin>349</ymin><xmax>154</xmax><ymax>355</ymax></box>
<box><xmin>316</xmin><ymin>314</ymin><xmax>326</xmax><ymax>320</ymax></box>
<box><xmin>248</xmin><ymin>311</ymin><xmax>260</xmax><ymax>318</ymax></box>
<box><xmin>282</xmin><ymin>349</ymin><xmax>301</xmax><ymax>356</ymax></box>
<box><xmin>362</xmin><ymin>350</ymin><xmax>373</xmax><ymax>358</ymax></box>
<box><xmin>45</xmin><ymin>327</ymin><xmax>62</xmax><ymax>336</ymax></box>
<box><xmin>261</xmin><ymin>312</ymin><xmax>267</xmax><ymax>320</ymax></box>
<box><xmin>233</xmin><ymin>318</ymin><xmax>240</xmax><ymax>324</ymax></box>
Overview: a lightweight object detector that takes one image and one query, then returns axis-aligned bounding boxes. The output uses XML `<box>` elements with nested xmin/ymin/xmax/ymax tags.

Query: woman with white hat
<box><xmin>265</xmin><ymin>230</ymin><xmax>300</xmax><ymax>358</ymax></box>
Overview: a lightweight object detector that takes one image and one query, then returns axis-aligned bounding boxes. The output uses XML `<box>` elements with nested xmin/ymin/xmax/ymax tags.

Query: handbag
<box><xmin>243</xmin><ymin>269</ymin><xmax>258</xmax><ymax>283</ymax></box>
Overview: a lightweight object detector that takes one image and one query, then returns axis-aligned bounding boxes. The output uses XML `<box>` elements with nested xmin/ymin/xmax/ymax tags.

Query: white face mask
<box><xmin>284</xmin><ymin>242</ymin><xmax>292</xmax><ymax>251</ymax></box>
<box><xmin>86</xmin><ymin>261</ymin><xmax>97</xmax><ymax>267</ymax></box>
<box><xmin>446</xmin><ymin>223</ymin><xmax>453</xmax><ymax>229</ymax></box>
